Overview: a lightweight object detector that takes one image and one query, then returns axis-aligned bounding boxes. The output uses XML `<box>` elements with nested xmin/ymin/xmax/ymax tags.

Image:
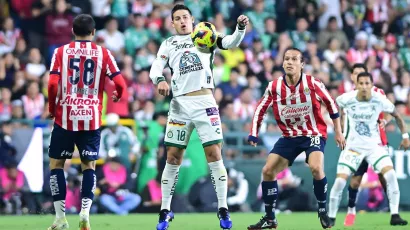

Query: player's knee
<box><xmin>81</xmin><ymin>160</ymin><xmax>96</xmax><ymax>171</ymax></box>
<box><xmin>309</xmin><ymin>163</ymin><xmax>324</xmax><ymax>178</ymax></box>
<box><xmin>49</xmin><ymin>158</ymin><xmax>65</xmax><ymax>169</ymax></box>
<box><xmin>262</xmin><ymin>164</ymin><xmax>275</xmax><ymax>180</ymax></box>
<box><xmin>381</xmin><ymin>165</ymin><xmax>394</xmax><ymax>175</ymax></box>
<box><xmin>166</xmin><ymin>147</ymin><xmax>184</xmax><ymax>165</ymax></box>
<box><xmin>350</xmin><ymin>176</ymin><xmax>362</xmax><ymax>189</ymax></box>
<box><xmin>204</xmin><ymin>144</ymin><xmax>222</xmax><ymax>162</ymax></box>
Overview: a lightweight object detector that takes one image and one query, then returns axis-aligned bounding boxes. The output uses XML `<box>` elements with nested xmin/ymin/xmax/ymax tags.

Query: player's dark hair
<box><xmin>283</xmin><ymin>47</ymin><xmax>304</xmax><ymax>64</ymax></box>
<box><xmin>351</xmin><ymin>63</ymin><xmax>368</xmax><ymax>73</ymax></box>
<box><xmin>72</xmin><ymin>14</ymin><xmax>95</xmax><ymax>37</ymax></box>
<box><xmin>171</xmin><ymin>4</ymin><xmax>192</xmax><ymax>21</ymax></box>
<box><xmin>357</xmin><ymin>72</ymin><xmax>373</xmax><ymax>83</ymax></box>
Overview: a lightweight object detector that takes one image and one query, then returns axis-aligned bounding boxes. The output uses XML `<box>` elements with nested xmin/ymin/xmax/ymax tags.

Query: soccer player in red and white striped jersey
<box><xmin>47</xmin><ymin>14</ymin><xmax>126</xmax><ymax>230</ymax></box>
<box><xmin>247</xmin><ymin>48</ymin><xmax>345</xmax><ymax>230</ymax></box>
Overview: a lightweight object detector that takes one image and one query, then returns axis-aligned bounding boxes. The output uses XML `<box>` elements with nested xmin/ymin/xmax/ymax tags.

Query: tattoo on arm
<box><xmin>392</xmin><ymin>109</ymin><xmax>407</xmax><ymax>133</ymax></box>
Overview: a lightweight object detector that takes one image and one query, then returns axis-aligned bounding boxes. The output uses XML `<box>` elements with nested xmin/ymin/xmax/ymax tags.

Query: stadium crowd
<box><xmin>0</xmin><ymin>0</ymin><xmax>407</xmax><ymax>215</ymax></box>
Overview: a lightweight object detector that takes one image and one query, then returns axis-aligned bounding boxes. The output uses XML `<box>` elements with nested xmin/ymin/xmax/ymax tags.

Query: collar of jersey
<box><xmin>75</xmin><ymin>40</ymin><xmax>92</xmax><ymax>42</ymax></box>
<box><xmin>283</xmin><ymin>73</ymin><xmax>303</xmax><ymax>89</ymax></box>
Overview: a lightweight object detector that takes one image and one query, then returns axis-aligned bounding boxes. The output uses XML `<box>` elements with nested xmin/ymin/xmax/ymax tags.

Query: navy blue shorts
<box><xmin>271</xmin><ymin>136</ymin><xmax>326</xmax><ymax>166</ymax></box>
<box><xmin>353</xmin><ymin>160</ymin><xmax>369</xmax><ymax>176</ymax></box>
<box><xmin>48</xmin><ymin>123</ymin><xmax>101</xmax><ymax>161</ymax></box>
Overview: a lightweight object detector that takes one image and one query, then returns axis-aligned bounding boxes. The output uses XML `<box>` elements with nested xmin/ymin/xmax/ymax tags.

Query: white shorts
<box><xmin>337</xmin><ymin>145</ymin><xmax>393</xmax><ymax>176</ymax></box>
<box><xmin>164</xmin><ymin>94</ymin><xmax>223</xmax><ymax>148</ymax></box>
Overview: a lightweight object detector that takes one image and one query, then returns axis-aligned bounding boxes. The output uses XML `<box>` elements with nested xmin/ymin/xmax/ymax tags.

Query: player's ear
<box><xmin>71</xmin><ymin>28</ymin><xmax>75</xmax><ymax>37</ymax></box>
<box><xmin>301</xmin><ymin>61</ymin><xmax>305</xmax><ymax>69</ymax></box>
<box><xmin>192</xmin><ymin>16</ymin><xmax>195</xmax><ymax>24</ymax></box>
<box><xmin>91</xmin><ymin>29</ymin><xmax>96</xmax><ymax>36</ymax></box>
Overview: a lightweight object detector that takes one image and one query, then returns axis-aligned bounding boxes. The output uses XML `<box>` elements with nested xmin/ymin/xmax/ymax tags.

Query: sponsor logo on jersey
<box><xmin>60</xmin><ymin>96</ymin><xmax>99</xmax><ymax>106</ymax></box>
<box><xmin>174</xmin><ymin>43</ymin><xmax>195</xmax><ymax>50</ymax></box>
<box><xmin>60</xmin><ymin>150</ymin><xmax>73</xmax><ymax>157</ymax></box>
<box><xmin>280</xmin><ymin>105</ymin><xmax>311</xmax><ymax>119</ymax></box>
<box><xmin>65</xmin><ymin>48</ymin><xmax>100</xmax><ymax>57</ymax></box>
<box><xmin>168</xmin><ymin>119</ymin><xmax>186</xmax><ymax>127</ymax></box>
<box><xmin>160</xmin><ymin>55</ymin><xmax>168</xmax><ymax>61</ymax></box>
<box><xmin>179</xmin><ymin>51</ymin><xmax>203</xmax><ymax>75</ymax></box>
<box><xmin>82</xmin><ymin>150</ymin><xmax>97</xmax><ymax>156</ymax></box>
<box><xmin>210</xmin><ymin>117</ymin><xmax>220</xmax><ymax>126</ymax></box>
<box><xmin>206</xmin><ymin>107</ymin><xmax>219</xmax><ymax>116</ymax></box>
<box><xmin>352</xmin><ymin>113</ymin><xmax>372</xmax><ymax>120</ymax></box>
<box><xmin>69</xmin><ymin>109</ymin><xmax>93</xmax><ymax>120</ymax></box>
<box><xmin>68</xmin><ymin>87</ymin><xmax>98</xmax><ymax>96</ymax></box>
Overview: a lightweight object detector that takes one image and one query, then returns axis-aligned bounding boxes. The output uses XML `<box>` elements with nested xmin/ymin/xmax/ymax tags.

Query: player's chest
<box><xmin>169</xmin><ymin>42</ymin><xmax>210</xmax><ymax>66</ymax></box>
<box><xmin>346</xmin><ymin>103</ymin><xmax>379</xmax><ymax>121</ymax></box>
<box><xmin>275</xmin><ymin>87</ymin><xmax>315</xmax><ymax>119</ymax></box>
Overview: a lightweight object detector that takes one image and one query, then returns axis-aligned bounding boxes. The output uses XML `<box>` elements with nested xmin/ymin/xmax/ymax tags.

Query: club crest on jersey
<box><xmin>210</xmin><ymin>117</ymin><xmax>220</xmax><ymax>126</ymax></box>
<box><xmin>179</xmin><ymin>51</ymin><xmax>203</xmax><ymax>75</ymax></box>
<box><xmin>304</xmin><ymin>87</ymin><xmax>310</xmax><ymax>95</ymax></box>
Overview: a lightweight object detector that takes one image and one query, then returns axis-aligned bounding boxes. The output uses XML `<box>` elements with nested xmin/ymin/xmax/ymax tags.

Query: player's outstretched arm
<box><xmin>216</xmin><ymin>15</ymin><xmax>249</xmax><ymax>50</ymax></box>
<box><xmin>248</xmin><ymin>82</ymin><xmax>274</xmax><ymax>147</ymax></box>
<box><xmin>150</xmin><ymin>41</ymin><xmax>170</xmax><ymax>96</ymax></box>
<box><xmin>390</xmin><ymin>109</ymin><xmax>410</xmax><ymax>150</ymax></box>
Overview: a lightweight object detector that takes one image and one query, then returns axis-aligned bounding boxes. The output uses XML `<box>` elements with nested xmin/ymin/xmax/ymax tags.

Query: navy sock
<box><xmin>348</xmin><ymin>185</ymin><xmax>358</xmax><ymax>208</ymax></box>
<box><xmin>262</xmin><ymin>181</ymin><xmax>278</xmax><ymax>219</ymax></box>
<box><xmin>50</xmin><ymin>169</ymin><xmax>66</xmax><ymax>201</ymax></box>
<box><xmin>81</xmin><ymin>169</ymin><xmax>96</xmax><ymax>200</ymax></box>
<box><xmin>313</xmin><ymin>177</ymin><xmax>328</xmax><ymax>212</ymax></box>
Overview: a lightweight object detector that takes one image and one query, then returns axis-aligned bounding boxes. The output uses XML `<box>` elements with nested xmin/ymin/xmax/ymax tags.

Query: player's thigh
<box><xmin>303</xmin><ymin>136</ymin><xmax>326</xmax><ymax>169</ymax></box>
<box><xmin>48</xmin><ymin>123</ymin><xmax>75</xmax><ymax>161</ymax></box>
<box><xmin>191</xmin><ymin>101</ymin><xmax>223</xmax><ymax>147</ymax></box>
<box><xmin>270</xmin><ymin>137</ymin><xmax>302</xmax><ymax>168</ymax></box>
<box><xmin>337</xmin><ymin>147</ymin><xmax>366</xmax><ymax>176</ymax></box>
<box><xmin>75</xmin><ymin>128</ymin><xmax>101</xmax><ymax>162</ymax></box>
<box><xmin>164</xmin><ymin>115</ymin><xmax>195</xmax><ymax>149</ymax></box>
<box><xmin>366</xmin><ymin>145</ymin><xmax>393</xmax><ymax>173</ymax></box>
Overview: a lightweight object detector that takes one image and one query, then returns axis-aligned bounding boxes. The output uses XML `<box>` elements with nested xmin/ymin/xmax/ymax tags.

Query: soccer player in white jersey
<box><xmin>329</xmin><ymin>72</ymin><xmax>409</xmax><ymax>226</ymax></box>
<box><xmin>149</xmin><ymin>4</ymin><xmax>248</xmax><ymax>230</ymax></box>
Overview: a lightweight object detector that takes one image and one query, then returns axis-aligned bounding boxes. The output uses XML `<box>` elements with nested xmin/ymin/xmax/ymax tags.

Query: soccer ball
<box><xmin>191</xmin><ymin>22</ymin><xmax>217</xmax><ymax>52</ymax></box>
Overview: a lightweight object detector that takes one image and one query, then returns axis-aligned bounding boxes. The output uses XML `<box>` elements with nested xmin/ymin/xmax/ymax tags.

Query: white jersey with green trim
<box><xmin>149</xmin><ymin>25</ymin><xmax>245</xmax><ymax>96</ymax></box>
<box><xmin>336</xmin><ymin>90</ymin><xmax>395</xmax><ymax>149</ymax></box>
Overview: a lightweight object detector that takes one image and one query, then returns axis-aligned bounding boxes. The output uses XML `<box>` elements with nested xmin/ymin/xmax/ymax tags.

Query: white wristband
<box><xmin>402</xmin><ymin>133</ymin><xmax>409</xmax><ymax>139</ymax></box>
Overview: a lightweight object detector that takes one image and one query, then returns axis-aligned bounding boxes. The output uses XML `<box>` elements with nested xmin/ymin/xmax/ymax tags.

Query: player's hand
<box><xmin>47</xmin><ymin>112</ymin><xmax>55</xmax><ymax>120</ymax></box>
<box><xmin>157</xmin><ymin>81</ymin><xmax>170</xmax><ymax>96</ymax></box>
<box><xmin>112</xmin><ymin>90</ymin><xmax>120</xmax><ymax>102</ymax></box>
<box><xmin>335</xmin><ymin>131</ymin><xmax>346</xmax><ymax>150</ymax></box>
<box><xmin>248</xmin><ymin>135</ymin><xmax>258</xmax><ymax>147</ymax></box>
<box><xmin>399</xmin><ymin>138</ymin><xmax>410</xmax><ymax>150</ymax></box>
<box><xmin>237</xmin><ymin>15</ymin><xmax>249</xmax><ymax>28</ymax></box>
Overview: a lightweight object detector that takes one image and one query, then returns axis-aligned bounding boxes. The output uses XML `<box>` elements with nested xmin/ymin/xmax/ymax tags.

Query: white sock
<box><xmin>208</xmin><ymin>160</ymin><xmax>228</xmax><ymax>209</ymax></box>
<box><xmin>53</xmin><ymin>200</ymin><xmax>66</xmax><ymax>219</ymax></box>
<box><xmin>80</xmin><ymin>198</ymin><xmax>92</xmax><ymax>218</ymax></box>
<box><xmin>347</xmin><ymin>207</ymin><xmax>356</xmax><ymax>215</ymax></box>
<box><xmin>329</xmin><ymin>177</ymin><xmax>346</xmax><ymax>218</ymax></box>
<box><xmin>383</xmin><ymin>170</ymin><xmax>400</xmax><ymax>215</ymax></box>
<box><xmin>161</xmin><ymin>163</ymin><xmax>180</xmax><ymax>210</ymax></box>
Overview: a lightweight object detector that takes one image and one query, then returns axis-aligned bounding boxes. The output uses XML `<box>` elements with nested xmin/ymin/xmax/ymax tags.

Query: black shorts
<box><xmin>271</xmin><ymin>136</ymin><xmax>326</xmax><ymax>166</ymax></box>
<box><xmin>48</xmin><ymin>123</ymin><xmax>101</xmax><ymax>161</ymax></box>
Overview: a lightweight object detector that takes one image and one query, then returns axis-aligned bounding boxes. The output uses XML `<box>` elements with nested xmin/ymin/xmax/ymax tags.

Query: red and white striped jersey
<box><xmin>250</xmin><ymin>74</ymin><xmax>339</xmax><ymax>139</ymax></box>
<box><xmin>49</xmin><ymin>40</ymin><xmax>120</xmax><ymax>131</ymax></box>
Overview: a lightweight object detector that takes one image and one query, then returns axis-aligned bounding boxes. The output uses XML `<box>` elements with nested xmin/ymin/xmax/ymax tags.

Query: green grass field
<box><xmin>0</xmin><ymin>212</ymin><xmax>409</xmax><ymax>230</ymax></box>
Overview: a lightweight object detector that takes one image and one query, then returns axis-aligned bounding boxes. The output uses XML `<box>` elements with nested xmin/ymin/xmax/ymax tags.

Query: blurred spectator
<box><xmin>45</xmin><ymin>0</ymin><xmax>74</xmax><ymax>63</ymax></box>
<box><xmin>217</xmin><ymin>68</ymin><xmax>243</xmax><ymax>101</ymax></box>
<box><xmin>356</xmin><ymin>167</ymin><xmax>388</xmax><ymax>212</ymax></box>
<box><xmin>233</xmin><ymin>87</ymin><xmax>257</xmax><ymax>121</ymax></box>
<box><xmin>289</xmin><ymin>17</ymin><xmax>313</xmax><ymax>52</ymax></box>
<box><xmin>0</xmin><ymin>121</ymin><xmax>16</xmax><ymax>167</ymax></box>
<box><xmin>0</xmin><ymin>52</ymin><xmax>20</xmax><ymax>88</ymax></box>
<box><xmin>318</xmin><ymin>0</ymin><xmax>342</xmax><ymax>30</ymax></box>
<box><xmin>226</xmin><ymin>166</ymin><xmax>249</xmax><ymax>212</ymax></box>
<box><xmin>0</xmin><ymin>160</ymin><xmax>24</xmax><ymax>215</ymax></box>
<box><xmin>393</xmin><ymin>70</ymin><xmax>410</xmax><ymax>102</ymax></box>
<box><xmin>132</xmin><ymin>0</ymin><xmax>153</xmax><ymax>16</ymax></box>
<box><xmin>99</xmin><ymin>113</ymin><xmax>141</xmax><ymax>170</ymax></box>
<box><xmin>323</xmin><ymin>37</ymin><xmax>344</xmax><ymax>64</ymax></box>
<box><xmin>0</xmin><ymin>87</ymin><xmax>12</xmax><ymax>121</ymax></box>
<box><xmin>90</xmin><ymin>0</ymin><xmax>111</xmax><ymax>30</ymax></box>
<box><xmin>261</xmin><ymin>17</ymin><xmax>278</xmax><ymax>51</ymax></box>
<box><xmin>0</xmin><ymin>17</ymin><xmax>21</xmax><ymax>56</ymax></box>
<box><xmin>317</xmin><ymin>16</ymin><xmax>350</xmax><ymax>51</ymax></box>
<box><xmin>246</xmin><ymin>0</ymin><xmax>270</xmax><ymax>35</ymax></box>
<box><xmin>25</xmin><ymin>48</ymin><xmax>46</xmax><ymax>80</ymax></box>
<box><xmin>96</xmin><ymin>17</ymin><xmax>125</xmax><ymax>61</ymax></box>
<box><xmin>109</xmin><ymin>0</ymin><xmax>129</xmax><ymax>31</ymax></box>
<box><xmin>21</xmin><ymin>81</ymin><xmax>45</xmax><ymax>120</ymax></box>
<box><xmin>131</xmin><ymin>70</ymin><xmax>155</xmax><ymax>102</ymax></box>
<box><xmin>124</xmin><ymin>14</ymin><xmax>151</xmax><ymax>57</ymax></box>
<box><xmin>346</xmin><ymin>31</ymin><xmax>374</xmax><ymax>65</ymax></box>
<box><xmin>97</xmin><ymin>157</ymin><xmax>141</xmax><ymax>215</ymax></box>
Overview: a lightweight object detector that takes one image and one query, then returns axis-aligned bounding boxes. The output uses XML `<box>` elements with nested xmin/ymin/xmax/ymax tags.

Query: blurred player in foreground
<box><xmin>247</xmin><ymin>48</ymin><xmax>345</xmax><ymax>229</ymax></box>
<box><xmin>149</xmin><ymin>4</ymin><xmax>248</xmax><ymax>230</ymax></box>
<box><xmin>329</xmin><ymin>72</ymin><xmax>408</xmax><ymax>227</ymax></box>
<box><xmin>47</xmin><ymin>14</ymin><xmax>126</xmax><ymax>230</ymax></box>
